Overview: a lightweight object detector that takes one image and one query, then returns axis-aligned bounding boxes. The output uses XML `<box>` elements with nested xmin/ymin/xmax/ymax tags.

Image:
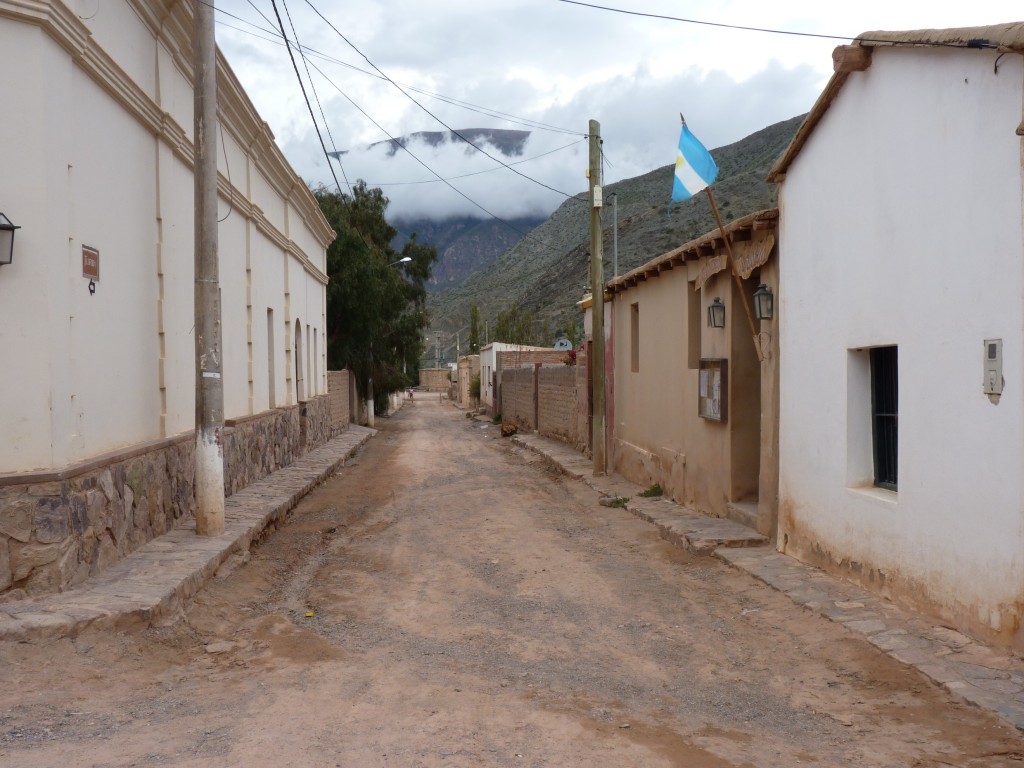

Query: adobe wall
<box><xmin>537</xmin><ymin>366</ymin><xmax>579</xmax><ymax>446</ymax></box>
<box><xmin>500</xmin><ymin>367</ymin><xmax>536</xmax><ymax>430</ymax></box>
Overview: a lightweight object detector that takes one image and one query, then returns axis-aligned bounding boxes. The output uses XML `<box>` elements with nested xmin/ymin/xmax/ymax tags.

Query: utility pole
<box><xmin>435</xmin><ymin>331</ymin><xmax>441</xmax><ymax>368</ymax></box>
<box><xmin>611</xmin><ymin>192</ymin><xmax>619</xmax><ymax>278</ymax></box>
<box><xmin>588</xmin><ymin>119</ymin><xmax>606</xmax><ymax>475</ymax></box>
<box><xmin>193</xmin><ymin>0</ymin><xmax>225</xmax><ymax>536</ymax></box>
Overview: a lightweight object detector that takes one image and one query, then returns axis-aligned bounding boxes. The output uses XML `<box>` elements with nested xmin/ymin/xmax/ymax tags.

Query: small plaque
<box><xmin>698</xmin><ymin>358</ymin><xmax>727</xmax><ymax>422</ymax></box>
<box><xmin>82</xmin><ymin>246</ymin><xmax>100</xmax><ymax>280</ymax></box>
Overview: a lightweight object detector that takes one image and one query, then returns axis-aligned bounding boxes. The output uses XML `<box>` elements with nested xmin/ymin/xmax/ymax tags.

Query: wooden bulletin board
<box><xmin>698</xmin><ymin>358</ymin><xmax>727</xmax><ymax>422</ymax></box>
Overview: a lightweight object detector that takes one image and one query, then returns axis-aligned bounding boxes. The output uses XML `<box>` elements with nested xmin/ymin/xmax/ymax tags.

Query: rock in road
<box><xmin>1</xmin><ymin>399</ymin><xmax>1022</xmax><ymax>766</ymax></box>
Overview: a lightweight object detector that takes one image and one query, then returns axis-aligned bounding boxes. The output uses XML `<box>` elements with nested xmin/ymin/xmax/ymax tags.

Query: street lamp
<box><xmin>707</xmin><ymin>297</ymin><xmax>726</xmax><ymax>328</ymax></box>
<box><xmin>0</xmin><ymin>213</ymin><xmax>20</xmax><ymax>267</ymax></box>
<box><xmin>752</xmin><ymin>283</ymin><xmax>774</xmax><ymax>320</ymax></box>
<box><xmin>389</xmin><ymin>256</ymin><xmax>412</xmax><ymax>267</ymax></box>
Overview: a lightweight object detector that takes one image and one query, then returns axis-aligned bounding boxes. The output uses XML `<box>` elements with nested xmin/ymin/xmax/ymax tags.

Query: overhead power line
<box><xmin>556</xmin><ymin>0</ymin><xmax>1000</xmax><ymax>49</ymax></box>
<box><xmin>206</xmin><ymin>0</ymin><xmax>581</xmax><ymax>136</ymax></box>
<box><xmin>301</xmin><ymin>0</ymin><xmax>581</xmax><ymax>202</ymax></box>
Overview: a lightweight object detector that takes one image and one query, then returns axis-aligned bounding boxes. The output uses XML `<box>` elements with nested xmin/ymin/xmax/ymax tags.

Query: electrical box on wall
<box><xmin>983</xmin><ymin>338</ymin><xmax>1003</xmax><ymax>395</ymax></box>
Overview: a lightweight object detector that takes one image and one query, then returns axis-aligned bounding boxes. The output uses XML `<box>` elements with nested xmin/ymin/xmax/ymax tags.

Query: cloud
<box><xmin>283</xmin><ymin>58</ymin><xmax>823</xmax><ymax>222</ymax></box>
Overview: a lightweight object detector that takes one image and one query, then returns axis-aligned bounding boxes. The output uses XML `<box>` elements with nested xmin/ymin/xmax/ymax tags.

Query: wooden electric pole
<box><xmin>588</xmin><ymin>119</ymin><xmax>606</xmax><ymax>475</ymax></box>
<box><xmin>193</xmin><ymin>0</ymin><xmax>225</xmax><ymax>536</ymax></box>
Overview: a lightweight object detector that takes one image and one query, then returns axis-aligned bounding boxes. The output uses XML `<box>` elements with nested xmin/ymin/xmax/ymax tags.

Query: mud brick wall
<box><xmin>496</xmin><ymin>349</ymin><xmax>567</xmax><ymax>372</ymax></box>
<box><xmin>0</xmin><ymin>399</ymin><xmax>334</xmax><ymax>600</ymax></box>
<box><xmin>500</xmin><ymin>367</ymin><xmax>537</xmax><ymax>431</ymax></box>
<box><xmin>537</xmin><ymin>365</ymin><xmax>579</xmax><ymax>446</ymax></box>
<box><xmin>327</xmin><ymin>370</ymin><xmax>351</xmax><ymax>434</ymax></box>
<box><xmin>420</xmin><ymin>368</ymin><xmax>451</xmax><ymax>392</ymax></box>
<box><xmin>576</xmin><ymin>349</ymin><xmax>591</xmax><ymax>456</ymax></box>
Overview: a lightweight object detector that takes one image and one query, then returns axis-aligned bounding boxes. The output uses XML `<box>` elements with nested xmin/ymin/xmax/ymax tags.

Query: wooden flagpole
<box><xmin>705</xmin><ymin>187</ymin><xmax>764</xmax><ymax>363</ymax></box>
<box><xmin>680</xmin><ymin>114</ymin><xmax>763</xmax><ymax>362</ymax></box>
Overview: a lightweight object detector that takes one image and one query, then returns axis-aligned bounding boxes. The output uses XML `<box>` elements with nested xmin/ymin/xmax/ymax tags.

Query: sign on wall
<box><xmin>698</xmin><ymin>358</ymin><xmax>727</xmax><ymax>422</ymax></box>
<box><xmin>82</xmin><ymin>246</ymin><xmax>99</xmax><ymax>280</ymax></box>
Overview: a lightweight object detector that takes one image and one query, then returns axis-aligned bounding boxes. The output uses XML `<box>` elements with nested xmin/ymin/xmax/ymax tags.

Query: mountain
<box><xmin>426</xmin><ymin>114</ymin><xmax>805</xmax><ymax>344</ymax></box>
<box><xmin>393</xmin><ymin>215</ymin><xmax>545</xmax><ymax>292</ymax></box>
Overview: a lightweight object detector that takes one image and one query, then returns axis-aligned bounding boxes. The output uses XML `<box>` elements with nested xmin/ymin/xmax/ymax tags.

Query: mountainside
<box><xmin>427</xmin><ymin>114</ymin><xmax>805</xmax><ymax>342</ymax></box>
<box><xmin>393</xmin><ymin>215</ymin><xmax>545</xmax><ymax>292</ymax></box>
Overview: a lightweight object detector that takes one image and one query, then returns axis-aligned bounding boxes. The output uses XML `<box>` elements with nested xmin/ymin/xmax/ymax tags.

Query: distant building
<box><xmin>0</xmin><ymin>1</ymin><xmax>334</xmax><ymax>596</ymax></box>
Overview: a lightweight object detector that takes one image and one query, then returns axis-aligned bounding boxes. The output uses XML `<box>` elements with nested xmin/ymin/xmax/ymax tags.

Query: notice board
<box><xmin>698</xmin><ymin>358</ymin><xmax>727</xmax><ymax>422</ymax></box>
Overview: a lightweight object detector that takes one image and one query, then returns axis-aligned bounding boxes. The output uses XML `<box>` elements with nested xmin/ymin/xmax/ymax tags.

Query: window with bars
<box><xmin>870</xmin><ymin>346</ymin><xmax>898</xmax><ymax>490</ymax></box>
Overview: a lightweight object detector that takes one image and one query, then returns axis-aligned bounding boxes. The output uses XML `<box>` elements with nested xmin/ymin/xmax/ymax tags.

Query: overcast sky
<box><xmin>215</xmin><ymin>0</ymin><xmax>1022</xmax><ymax>222</ymax></box>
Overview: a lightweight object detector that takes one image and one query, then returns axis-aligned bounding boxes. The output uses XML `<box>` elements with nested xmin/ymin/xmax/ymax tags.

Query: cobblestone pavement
<box><xmin>510</xmin><ymin>428</ymin><xmax>1024</xmax><ymax>732</ymax></box>
<box><xmin>0</xmin><ymin>425</ymin><xmax>375</xmax><ymax>643</ymax></box>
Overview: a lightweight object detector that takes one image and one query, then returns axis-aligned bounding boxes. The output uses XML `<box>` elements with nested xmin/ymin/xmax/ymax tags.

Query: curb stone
<box><xmin>0</xmin><ymin>426</ymin><xmax>376</xmax><ymax>643</ymax></box>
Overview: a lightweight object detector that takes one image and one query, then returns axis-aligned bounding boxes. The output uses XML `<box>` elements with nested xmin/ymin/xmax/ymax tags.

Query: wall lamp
<box><xmin>707</xmin><ymin>297</ymin><xmax>726</xmax><ymax>328</ymax></box>
<box><xmin>753</xmin><ymin>283</ymin><xmax>774</xmax><ymax>320</ymax></box>
<box><xmin>0</xmin><ymin>213</ymin><xmax>20</xmax><ymax>266</ymax></box>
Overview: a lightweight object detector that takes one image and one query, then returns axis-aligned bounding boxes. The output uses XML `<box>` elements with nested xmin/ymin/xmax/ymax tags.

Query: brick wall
<box><xmin>538</xmin><ymin>365</ymin><xmax>578</xmax><ymax>445</ymax></box>
<box><xmin>327</xmin><ymin>370</ymin><xmax>351</xmax><ymax>434</ymax></box>
<box><xmin>420</xmin><ymin>368</ymin><xmax>451</xmax><ymax>392</ymax></box>
<box><xmin>499</xmin><ymin>367</ymin><xmax>536</xmax><ymax>430</ymax></box>
<box><xmin>496</xmin><ymin>349</ymin><xmax>567</xmax><ymax>372</ymax></box>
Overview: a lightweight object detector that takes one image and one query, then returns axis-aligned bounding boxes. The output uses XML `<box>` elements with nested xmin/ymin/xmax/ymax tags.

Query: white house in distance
<box><xmin>0</xmin><ymin>1</ymin><xmax>335</xmax><ymax>597</ymax></box>
<box><xmin>770</xmin><ymin>24</ymin><xmax>1024</xmax><ymax>650</ymax></box>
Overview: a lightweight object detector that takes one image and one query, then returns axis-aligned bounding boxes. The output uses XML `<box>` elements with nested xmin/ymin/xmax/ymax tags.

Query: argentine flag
<box><xmin>672</xmin><ymin>123</ymin><xmax>718</xmax><ymax>202</ymax></box>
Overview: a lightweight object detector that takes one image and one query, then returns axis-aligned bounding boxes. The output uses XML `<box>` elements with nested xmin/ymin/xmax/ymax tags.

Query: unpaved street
<box><xmin>2</xmin><ymin>400</ymin><xmax>1023</xmax><ymax>767</ymax></box>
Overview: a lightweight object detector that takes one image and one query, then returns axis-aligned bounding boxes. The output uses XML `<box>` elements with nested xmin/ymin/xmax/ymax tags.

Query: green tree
<box><xmin>468</xmin><ymin>304</ymin><xmax>481</xmax><ymax>354</ymax></box>
<box><xmin>316</xmin><ymin>181</ymin><xmax>437</xmax><ymax>412</ymax></box>
<box><xmin>493</xmin><ymin>305</ymin><xmax>536</xmax><ymax>345</ymax></box>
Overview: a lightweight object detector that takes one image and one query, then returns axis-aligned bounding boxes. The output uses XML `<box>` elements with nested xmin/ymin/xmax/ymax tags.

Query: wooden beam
<box><xmin>833</xmin><ymin>44</ymin><xmax>872</xmax><ymax>73</ymax></box>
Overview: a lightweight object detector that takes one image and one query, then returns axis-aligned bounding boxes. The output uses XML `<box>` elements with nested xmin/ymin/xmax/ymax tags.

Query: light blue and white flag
<box><xmin>672</xmin><ymin>122</ymin><xmax>718</xmax><ymax>202</ymax></box>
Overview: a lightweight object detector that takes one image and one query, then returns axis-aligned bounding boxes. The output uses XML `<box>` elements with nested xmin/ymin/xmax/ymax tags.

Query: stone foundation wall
<box><xmin>0</xmin><ymin>396</ymin><xmax>333</xmax><ymax>600</ymax></box>
<box><xmin>302</xmin><ymin>395</ymin><xmax>332</xmax><ymax>451</ymax></box>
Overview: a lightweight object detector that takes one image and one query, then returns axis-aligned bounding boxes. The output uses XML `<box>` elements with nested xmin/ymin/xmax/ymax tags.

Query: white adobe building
<box><xmin>0</xmin><ymin>1</ymin><xmax>335</xmax><ymax>596</ymax></box>
<box><xmin>770</xmin><ymin>24</ymin><xmax>1024</xmax><ymax>650</ymax></box>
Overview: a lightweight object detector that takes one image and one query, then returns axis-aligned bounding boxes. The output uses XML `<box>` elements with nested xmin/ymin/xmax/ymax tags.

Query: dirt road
<box><xmin>2</xmin><ymin>400</ymin><xmax>1023</xmax><ymax>767</ymax></box>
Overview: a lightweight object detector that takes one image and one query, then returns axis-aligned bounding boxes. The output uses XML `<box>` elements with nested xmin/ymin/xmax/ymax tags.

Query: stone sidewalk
<box><xmin>0</xmin><ymin>425</ymin><xmax>375</xmax><ymax>643</ymax></box>
<box><xmin>511</xmin><ymin>430</ymin><xmax>1024</xmax><ymax>732</ymax></box>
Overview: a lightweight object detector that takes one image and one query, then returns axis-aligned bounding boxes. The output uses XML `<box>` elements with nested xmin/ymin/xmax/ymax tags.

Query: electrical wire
<box><xmin>556</xmin><ymin>0</ymin><xmax>1000</xmax><ymax>49</ymax></box>
<box><xmin>304</xmin><ymin>58</ymin><xmax>547</xmax><ymax>239</ymax></box>
<box><xmin>267</xmin><ymin>0</ymin><xmax>344</xmax><ymax>196</ymax></box>
<box><xmin>205</xmin><ymin>1</ymin><xmax>581</xmax><ymax>136</ymax></box>
<box><xmin>301</xmin><ymin>0</ymin><xmax>580</xmax><ymax>201</ymax></box>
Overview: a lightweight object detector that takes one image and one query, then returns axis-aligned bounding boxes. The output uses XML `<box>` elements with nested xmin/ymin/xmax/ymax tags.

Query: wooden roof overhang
<box><xmin>605</xmin><ymin>209</ymin><xmax>778</xmax><ymax>298</ymax></box>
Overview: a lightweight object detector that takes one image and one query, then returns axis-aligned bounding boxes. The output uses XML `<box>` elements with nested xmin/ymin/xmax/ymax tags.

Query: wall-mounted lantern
<box><xmin>753</xmin><ymin>283</ymin><xmax>774</xmax><ymax>320</ymax></box>
<box><xmin>0</xmin><ymin>213</ymin><xmax>20</xmax><ymax>267</ymax></box>
<box><xmin>707</xmin><ymin>297</ymin><xmax>726</xmax><ymax>328</ymax></box>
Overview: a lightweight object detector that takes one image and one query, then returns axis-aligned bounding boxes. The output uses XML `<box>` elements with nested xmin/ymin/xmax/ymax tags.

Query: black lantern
<box><xmin>753</xmin><ymin>283</ymin><xmax>774</xmax><ymax>320</ymax></box>
<box><xmin>0</xmin><ymin>213</ymin><xmax>19</xmax><ymax>267</ymax></box>
<box><xmin>707</xmin><ymin>297</ymin><xmax>725</xmax><ymax>328</ymax></box>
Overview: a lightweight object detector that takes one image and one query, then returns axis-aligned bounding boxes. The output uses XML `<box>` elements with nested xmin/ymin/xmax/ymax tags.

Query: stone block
<box><xmin>0</xmin><ymin>494</ymin><xmax>34</xmax><ymax>542</ymax></box>
<box><xmin>98</xmin><ymin>470</ymin><xmax>119</xmax><ymax>503</ymax></box>
<box><xmin>70</xmin><ymin>495</ymin><xmax>88</xmax><ymax>535</ymax></box>
<box><xmin>126</xmin><ymin>462</ymin><xmax>144</xmax><ymax>497</ymax></box>
<box><xmin>86</xmin><ymin>489</ymin><xmax>108</xmax><ymax>529</ymax></box>
<box><xmin>0</xmin><ymin>537</ymin><xmax>11</xmax><ymax>591</ymax></box>
<box><xmin>26</xmin><ymin>482</ymin><xmax>63</xmax><ymax>497</ymax></box>
<box><xmin>34</xmin><ymin>498</ymin><xmax>70</xmax><ymax>544</ymax></box>
<box><xmin>10</xmin><ymin>540</ymin><xmax>64</xmax><ymax>581</ymax></box>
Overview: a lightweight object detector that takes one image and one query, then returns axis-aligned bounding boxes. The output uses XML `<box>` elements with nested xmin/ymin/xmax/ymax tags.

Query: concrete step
<box><xmin>726</xmin><ymin>500</ymin><xmax>761</xmax><ymax>532</ymax></box>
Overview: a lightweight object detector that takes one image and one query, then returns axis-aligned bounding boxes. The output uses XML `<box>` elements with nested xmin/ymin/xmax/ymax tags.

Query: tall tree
<box><xmin>468</xmin><ymin>304</ymin><xmax>481</xmax><ymax>354</ymax></box>
<box><xmin>316</xmin><ymin>182</ymin><xmax>437</xmax><ymax>410</ymax></box>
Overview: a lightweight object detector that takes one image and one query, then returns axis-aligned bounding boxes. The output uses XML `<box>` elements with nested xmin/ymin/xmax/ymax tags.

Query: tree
<box><xmin>316</xmin><ymin>181</ymin><xmax>437</xmax><ymax>412</ymax></box>
<box><xmin>493</xmin><ymin>305</ymin><xmax>536</xmax><ymax>346</ymax></box>
<box><xmin>468</xmin><ymin>304</ymin><xmax>481</xmax><ymax>354</ymax></box>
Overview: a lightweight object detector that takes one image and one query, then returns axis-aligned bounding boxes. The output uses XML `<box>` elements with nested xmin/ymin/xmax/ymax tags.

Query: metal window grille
<box><xmin>870</xmin><ymin>346</ymin><xmax>898</xmax><ymax>490</ymax></box>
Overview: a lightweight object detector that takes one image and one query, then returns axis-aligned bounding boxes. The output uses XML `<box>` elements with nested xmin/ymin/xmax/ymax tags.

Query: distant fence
<box><xmin>499</xmin><ymin>359</ymin><xmax>589</xmax><ymax>453</ymax></box>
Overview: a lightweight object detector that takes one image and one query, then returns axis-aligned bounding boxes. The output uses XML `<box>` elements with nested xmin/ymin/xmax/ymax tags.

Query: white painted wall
<box><xmin>0</xmin><ymin>2</ymin><xmax>332</xmax><ymax>474</ymax></box>
<box><xmin>778</xmin><ymin>46</ymin><xmax>1024</xmax><ymax>640</ymax></box>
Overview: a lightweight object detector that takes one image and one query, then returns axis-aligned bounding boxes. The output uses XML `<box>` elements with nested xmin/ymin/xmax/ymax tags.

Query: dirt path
<box><xmin>2</xmin><ymin>400</ymin><xmax>1023</xmax><ymax>767</ymax></box>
